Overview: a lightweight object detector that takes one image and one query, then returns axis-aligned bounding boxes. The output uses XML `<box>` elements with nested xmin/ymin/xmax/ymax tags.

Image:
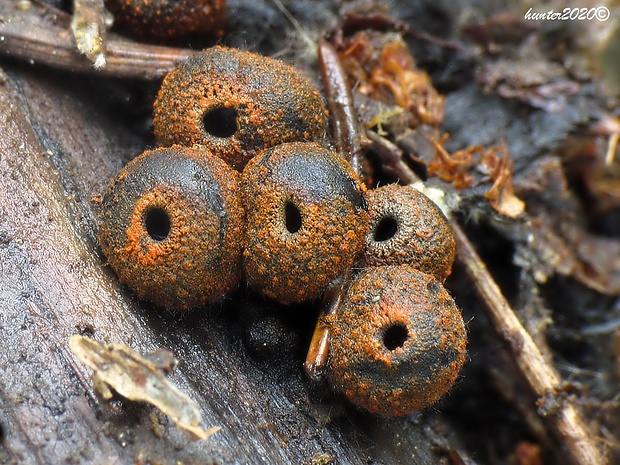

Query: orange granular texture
<box><xmin>104</xmin><ymin>0</ymin><xmax>227</xmax><ymax>40</ymax></box>
<box><xmin>362</xmin><ymin>184</ymin><xmax>455</xmax><ymax>281</ymax></box>
<box><xmin>154</xmin><ymin>46</ymin><xmax>328</xmax><ymax>170</ymax></box>
<box><xmin>328</xmin><ymin>265</ymin><xmax>467</xmax><ymax>416</ymax></box>
<box><xmin>98</xmin><ymin>147</ymin><xmax>245</xmax><ymax>310</ymax></box>
<box><xmin>241</xmin><ymin>142</ymin><xmax>369</xmax><ymax>304</ymax></box>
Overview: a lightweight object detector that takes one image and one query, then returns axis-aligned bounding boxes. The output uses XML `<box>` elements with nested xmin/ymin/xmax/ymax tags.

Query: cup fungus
<box><xmin>241</xmin><ymin>142</ymin><xmax>369</xmax><ymax>304</ymax></box>
<box><xmin>327</xmin><ymin>264</ymin><xmax>467</xmax><ymax>416</ymax></box>
<box><xmin>97</xmin><ymin>146</ymin><xmax>245</xmax><ymax>310</ymax></box>
<box><xmin>362</xmin><ymin>184</ymin><xmax>456</xmax><ymax>282</ymax></box>
<box><xmin>153</xmin><ymin>46</ymin><xmax>329</xmax><ymax>170</ymax></box>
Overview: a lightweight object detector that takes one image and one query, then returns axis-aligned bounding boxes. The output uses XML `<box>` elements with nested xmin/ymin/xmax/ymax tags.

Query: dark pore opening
<box><xmin>202</xmin><ymin>107</ymin><xmax>238</xmax><ymax>138</ymax></box>
<box><xmin>284</xmin><ymin>201</ymin><xmax>302</xmax><ymax>233</ymax></box>
<box><xmin>374</xmin><ymin>216</ymin><xmax>398</xmax><ymax>242</ymax></box>
<box><xmin>383</xmin><ymin>323</ymin><xmax>408</xmax><ymax>351</ymax></box>
<box><xmin>144</xmin><ymin>207</ymin><xmax>171</xmax><ymax>241</ymax></box>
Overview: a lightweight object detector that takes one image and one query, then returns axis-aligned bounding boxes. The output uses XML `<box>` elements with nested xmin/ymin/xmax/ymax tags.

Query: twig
<box><xmin>452</xmin><ymin>224</ymin><xmax>605</xmax><ymax>465</ymax></box>
<box><xmin>0</xmin><ymin>1</ymin><xmax>194</xmax><ymax>79</ymax></box>
<box><xmin>304</xmin><ymin>286</ymin><xmax>343</xmax><ymax>381</ymax></box>
<box><xmin>317</xmin><ymin>39</ymin><xmax>363</xmax><ymax>174</ymax></box>
<box><xmin>605</xmin><ymin>132</ymin><xmax>618</xmax><ymax>166</ymax></box>
<box><xmin>366</xmin><ymin>130</ymin><xmax>418</xmax><ymax>184</ymax></box>
<box><xmin>334</xmin><ymin>12</ymin><xmax>464</xmax><ymax>52</ymax></box>
<box><xmin>304</xmin><ymin>39</ymin><xmax>363</xmax><ymax>380</ymax></box>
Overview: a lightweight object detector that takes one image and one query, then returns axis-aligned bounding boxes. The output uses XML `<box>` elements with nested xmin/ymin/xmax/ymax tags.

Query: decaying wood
<box><xmin>0</xmin><ymin>1</ymin><xmax>193</xmax><ymax>79</ymax></box>
<box><xmin>0</xmin><ymin>44</ymin><xmax>452</xmax><ymax>465</ymax></box>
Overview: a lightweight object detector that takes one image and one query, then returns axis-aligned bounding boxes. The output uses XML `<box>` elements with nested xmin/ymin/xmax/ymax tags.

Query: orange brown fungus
<box><xmin>103</xmin><ymin>0</ymin><xmax>226</xmax><ymax>40</ymax></box>
<box><xmin>153</xmin><ymin>46</ymin><xmax>329</xmax><ymax>170</ymax></box>
<box><xmin>97</xmin><ymin>146</ymin><xmax>245</xmax><ymax>310</ymax></box>
<box><xmin>362</xmin><ymin>184</ymin><xmax>455</xmax><ymax>282</ymax></box>
<box><xmin>327</xmin><ymin>265</ymin><xmax>467</xmax><ymax>416</ymax></box>
<box><xmin>241</xmin><ymin>142</ymin><xmax>369</xmax><ymax>304</ymax></box>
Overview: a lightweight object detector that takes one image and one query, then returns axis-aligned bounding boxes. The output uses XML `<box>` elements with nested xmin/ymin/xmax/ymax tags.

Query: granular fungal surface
<box><xmin>327</xmin><ymin>264</ymin><xmax>467</xmax><ymax>416</ymax></box>
<box><xmin>362</xmin><ymin>184</ymin><xmax>456</xmax><ymax>281</ymax></box>
<box><xmin>153</xmin><ymin>46</ymin><xmax>328</xmax><ymax>170</ymax></box>
<box><xmin>97</xmin><ymin>146</ymin><xmax>245</xmax><ymax>310</ymax></box>
<box><xmin>241</xmin><ymin>142</ymin><xmax>369</xmax><ymax>304</ymax></box>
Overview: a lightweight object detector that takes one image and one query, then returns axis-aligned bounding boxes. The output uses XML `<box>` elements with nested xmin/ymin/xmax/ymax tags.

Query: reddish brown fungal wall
<box><xmin>104</xmin><ymin>0</ymin><xmax>227</xmax><ymax>40</ymax></box>
<box><xmin>362</xmin><ymin>184</ymin><xmax>456</xmax><ymax>282</ymax></box>
<box><xmin>327</xmin><ymin>264</ymin><xmax>467</xmax><ymax>416</ymax></box>
<box><xmin>241</xmin><ymin>142</ymin><xmax>369</xmax><ymax>304</ymax></box>
<box><xmin>97</xmin><ymin>146</ymin><xmax>245</xmax><ymax>310</ymax></box>
<box><xmin>153</xmin><ymin>46</ymin><xmax>328</xmax><ymax>170</ymax></box>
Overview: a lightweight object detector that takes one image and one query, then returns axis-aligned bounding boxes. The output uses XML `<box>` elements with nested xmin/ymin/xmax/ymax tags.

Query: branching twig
<box><xmin>366</xmin><ymin>130</ymin><xmax>418</xmax><ymax>184</ymax></box>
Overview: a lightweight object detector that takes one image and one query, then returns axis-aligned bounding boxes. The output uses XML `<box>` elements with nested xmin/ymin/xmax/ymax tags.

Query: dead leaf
<box><xmin>484</xmin><ymin>148</ymin><xmax>525</xmax><ymax>218</ymax></box>
<box><xmin>69</xmin><ymin>335</ymin><xmax>220</xmax><ymax>440</ymax></box>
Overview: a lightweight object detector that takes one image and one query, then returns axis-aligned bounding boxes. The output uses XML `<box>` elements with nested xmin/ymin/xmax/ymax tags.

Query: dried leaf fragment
<box><xmin>427</xmin><ymin>136</ymin><xmax>478</xmax><ymax>189</ymax></box>
<box><xmin>483</xmin><ymin>145</ymin><xmax>525</xmax><ymax>218</ymax></box>
<box><xmin>337</xmin><ymin>33</ymin><xmax>444</xmax><ymax>128</ymax></box>
<box><xmin>69</xmin><ymin>335</ymin><xmax>219</xmax><ymax>440</ymax></box>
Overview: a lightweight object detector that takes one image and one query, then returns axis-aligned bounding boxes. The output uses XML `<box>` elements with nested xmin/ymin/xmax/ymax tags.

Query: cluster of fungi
<box><xmin>96</xmin><ymin>46</ymin><xmax>467</xmax><ymax>416</ymax></box>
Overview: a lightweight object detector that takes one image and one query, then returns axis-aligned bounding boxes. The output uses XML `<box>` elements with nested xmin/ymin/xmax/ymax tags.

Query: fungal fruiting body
<box><xmin>241</xmin><ymin>142</ymin><xmax>370</xmax><ymax>304</ymax></box>
<box><xmin>327</xmin><ymin>264</ymin><xmax>467</xmax><ymax>416</ymax></box>
<box><xmin>104</xmin><ymin>0</ymin><xmax>227</xmax><ymax>40</ymax></box>
<box><xmin>153</xmin><ymin>46</ymin><xmax>329</xmax><ymax>170</ymax></box>
<box><xmin>97</xmin><ymin>146</ymin><xmax>245</xmax><ymax>310</ymax></box>
<box><xmin>362</xmin><ymin>184</ymin><xmax>455</xmax><ymax>282</ymax></box>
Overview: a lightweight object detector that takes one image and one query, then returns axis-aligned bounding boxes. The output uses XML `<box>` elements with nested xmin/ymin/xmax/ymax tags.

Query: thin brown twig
<box><xmin>453</xmin><ymin>224</ymin><xmax>605</xmax><ymax>465</ymax></box>
<box><xmin>366</xmin><ymin>130</ymin><xmax>418</xmax><ymax>184</ymax></box>
<box><xmin>0</xmin><ymin>1</ymin><xmax>194</xmax><ymax>79</ymax></box>
<box><xmin>317</xmin><ymin>39</ymin><xmax>364</xmax><ymax>174</ymax></box>
<box><xmin>304</xmin><ymin>286</ymin><xmax>343</xmax><ymax>381</ymax></box>
<box><xmin>304</xmin><ymin>39</ymin><xmax>362</xmax><ymax>380</ymax></box>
